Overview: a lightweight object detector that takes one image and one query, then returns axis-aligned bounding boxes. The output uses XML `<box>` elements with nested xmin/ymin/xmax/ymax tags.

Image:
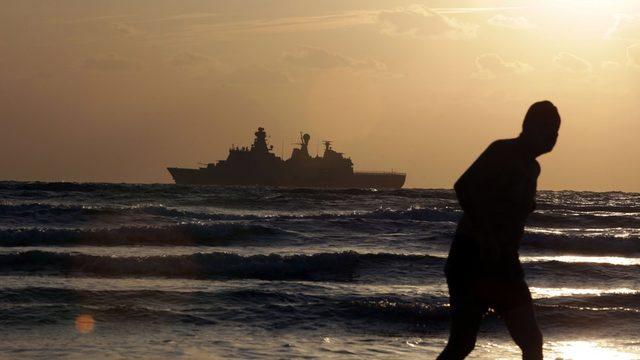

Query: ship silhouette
<box><xmin>167</xmin><ymin>127</ymin><xmax>406</xmax><ymax>188</ymax></box>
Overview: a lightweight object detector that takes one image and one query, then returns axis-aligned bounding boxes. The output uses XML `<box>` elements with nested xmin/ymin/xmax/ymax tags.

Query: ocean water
<box><xmin>0</xmin><ymin>182</ymin><xmax>639</xmax><ymax>359</ymax></box>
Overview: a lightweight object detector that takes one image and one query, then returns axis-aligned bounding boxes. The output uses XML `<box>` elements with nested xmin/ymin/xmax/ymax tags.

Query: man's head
<box><xmin>521</xmin><ymin>100</ymin><xmax>561</xmax><ymax>157</ymax></box>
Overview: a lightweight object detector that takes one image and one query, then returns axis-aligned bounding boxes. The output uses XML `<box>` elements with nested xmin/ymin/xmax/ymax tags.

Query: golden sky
<box><xmin>1</xmin><ymin>0</ymin><xmax>639</xmax><ymax>190</ymax></box>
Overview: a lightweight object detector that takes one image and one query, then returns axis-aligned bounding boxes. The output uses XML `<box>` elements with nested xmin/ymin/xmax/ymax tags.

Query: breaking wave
<box><xmin>0</xmin><ymin>251</ymin><xmax>442</xmax><ymax>280</ymax></box>
<box><xmin>0</xmin><ymin>202</ymin><xmax>462</xmax><ymax>224</ymax></box>
<box><xmin>521</xmin><ymin>232</ymin><xmax>640</xmax><ymax>255</ymax></box>
<box><xmin>1</xmin><ymin>250</ymin><xmax>638</xmax><ymax>283</ymax></box>
<box><xmin>0</xmin><ymin>203</ymin><xmax>240</xmax><ymax>222</ymax></box>
<box><xmin>0</xmin><ymin>223</ymin><xmax>290</xmax><ymax>247</ymax></box>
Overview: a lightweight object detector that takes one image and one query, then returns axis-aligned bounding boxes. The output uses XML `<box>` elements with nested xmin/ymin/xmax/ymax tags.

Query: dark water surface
<box><xmin>1</xmin><ymin>182</ymin><xmax>639</xmax><ymax>358</ymax></box>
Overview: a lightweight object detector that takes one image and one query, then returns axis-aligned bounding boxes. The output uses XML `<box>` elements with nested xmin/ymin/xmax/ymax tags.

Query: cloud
<box><xmin>111</xmin><ymin>22</ymin><xmax>142</xmax><ymax>36</ymax></box>
<box><xmin>169</xmin><ymin>52</ymin><xmax>213</xmax><ymax>67</ymax></box>
<box><xmin>601</xmin><ymin>61</ymin><xmax>622</xmax><ymax>72</ymax></box>
<box><xmin>553</xmin><ymin>52</ymin><xmax>591</xmax><ymax>73</ymax></box>
<box><xmin>472</xmin><ymin>53</ymin><xmax>533</xmax><ymax>79</ymax></box>
<box><xmin>83</xmin><ymin>54</ymin><xmax>136</xmax><ymax>72</ymax></box>
<box><xmin>282</xmin><ymin>46</ymin><xmax>386</xmax><ymax>72</ymax></box>
<box><xmin>139</xmin><ymin>13</ymin><xmax>219</xmax><ymax>23</ymax></box>
<box><xmin>222</xmin><ymin>65</ymin><xmax>289</xmax><ymax>85</ymax></box>
<box><xmin>606</xmin><ymin>15</ymin><xmax>640</xmax><ymax>40</ymax></box>
<box><xmin>432</xmin><ymin>6</ymin><xmax>525</xmax><ymax>14</ymax></box>
<box><xmin>61</xmin><ymin>14</ymin><xmax>135</xmax><ymax>24</ymax></box>
<box><xmin>283</xmin><ymin>47</ymin><xmax>351</xmax><ymax>69</ymax></box>
<box><xmin>487</xmin><ymin>15</ymin><xmax>531</xmax><ymax>29</ymax></box>
<box><xmin>377</xmin><ymin>5</ymin><xmax>477</xmax><ymax>40</ymax></box>
<box><xmin>627</xmin><ymin>43</ymin><xmax>640</xmax><ymax>68</ymax></box>
<box><xmin>180</xmin><ymin>11</ymin><xmax>375</xmax><ymax>40</ymax></box>
<box><xmin>160</xmin><ymin>6</ymin><xmax>514</xmax><ymax>42</ymax></box>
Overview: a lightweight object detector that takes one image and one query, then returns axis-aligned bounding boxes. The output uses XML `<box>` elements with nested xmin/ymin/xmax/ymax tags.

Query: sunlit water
<box><xmin>1</xmin><ymin>182</ymin><xmax>639</xmax><ymax>358</ymax></box>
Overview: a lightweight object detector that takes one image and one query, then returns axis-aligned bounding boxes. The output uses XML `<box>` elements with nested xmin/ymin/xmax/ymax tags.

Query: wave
<box><xmin>0</xmin><ymin>202</ymin><xmax>462</xmax><ymax>225</ymax></box>
<box><xmin>0</xmin><ymin>181</ymin><xmax>200</xmax><ymax>194</ymax></box>
<box><xmin>0</xmin><ymin>203</ymin><xmax>240</xmax><ymax>222</ymax></box>
<box><xmin>0</xmin><ymin>203</ymin><xmax>460</xmax><ymax>225</ymax></box>
<box><xmin>0</xmin><ymin>251</ymin><xmax>443</xmax><ymax>280</ymax></box>
<box><xmin>521</xmin><ymin>232</ymin><xmax>640</xmax><ymax>256</ymax></box>
<box><xmin>351</xmin><ymin>206</ymin><xmax>639</xmax><ymax>229</ymax></box>
<box><xmin>539</xmin><ymin>292</ymin><xmax>640</xmax><ymax>309</ymax></box>
<box><xmin>1</xmin><ymin>286</ymin><xmax>638</xmax><ymax>330</ymax></box>
<box><xmin>5</xmin><ymin>201</ymin><xmax>640</xmax><ymax>234</ymax></box>
<box><xmin>6</xmin><ymin>221</ymin><xmax>633</xmax><ymax>254</ymax></box>
<box><xmin>341</xmin><ymin>293</ymin><xmax>640</xmax><ymax>328</ymax></box>
<box><xmin>0</xmin><ymin>301</ymin><xmax>218</xmax><ymax>327</ymax></box>
<box><xmin>1</xmin><ymin>249</ymin><xmax>639</xmax><ymax>284</ymax></box>
<box><xmin>525</xmin><ymin>260</ymin><xmax>640</xmax><ymax>281</ymax></box>
<box><xmin>0</xmin><ymin>287</ymin><xmax>313</xmax><ymax>307</ymax></box>
<box><xmin>5</xmin><ymin>199</ymin><xmax>640</xmax><ymax>234</ymax></box>
<box><xmin>358</xmin><ymin>207</ymin><xmax>459</xmax><ymax>222</ymax></box>
<box><xmin>4</xmin><ymin>182</ymin><xmax>640</xmax><ymax>217</ymax></box>
<box><xmin>0</xmin><ymin>223</ymin><xmax>290</xmax><ymax>247</ymax></box>
<box><xmin>0</xmin><ymin>181</ymin><xmax>443</xmax><ymax>197</ymax></box>
<box><xmin>529</xmin><ymin>211</ymin><xmax>640</xmax><ymax>229</ymax></box>
<box><xmin>536</xmin><ymin>203</ymin><xmax>640</xmax><ymax>213</ymax></box>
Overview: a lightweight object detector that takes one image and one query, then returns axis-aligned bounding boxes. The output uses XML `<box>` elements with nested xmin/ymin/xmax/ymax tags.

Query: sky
<box><xmin>1</xmin><ymin>0</ymin><xmax>639</xmax><ymax>191</ymax></box>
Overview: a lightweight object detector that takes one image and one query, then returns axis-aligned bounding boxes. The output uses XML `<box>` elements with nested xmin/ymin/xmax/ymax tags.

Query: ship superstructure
<box><xmin>167</xmin><ymin>127</ymin><xmax>405</xmax><ymax>188</ymax></box>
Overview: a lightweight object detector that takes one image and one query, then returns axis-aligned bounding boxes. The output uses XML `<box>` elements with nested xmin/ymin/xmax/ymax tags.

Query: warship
<box><xmin>167</xmin><ymin>127</ymin><xmax>406</xmax><ymax>188</ymax></box>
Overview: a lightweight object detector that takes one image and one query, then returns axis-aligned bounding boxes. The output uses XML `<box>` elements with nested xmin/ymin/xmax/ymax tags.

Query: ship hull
<box><xmin>350</xmin><ymin>172</ymin><xmax>406</xmax><ymax>189</ymax></box>
<box><xmin>167</xmin><ymin>168</ymin><xmax>405</xmax><ymax>189</ymax></box>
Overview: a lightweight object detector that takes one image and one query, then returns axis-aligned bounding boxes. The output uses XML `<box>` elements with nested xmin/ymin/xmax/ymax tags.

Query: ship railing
<box><xmin>354</xmin><ymin>171</ymin><xmax>406</xmax><ymax>176</ymax></box>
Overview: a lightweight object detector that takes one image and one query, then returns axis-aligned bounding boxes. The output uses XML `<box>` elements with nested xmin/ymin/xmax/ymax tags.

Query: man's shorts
<box><xmin>446</xmin><ymin>275</ymin><xmax>533</xmax><ymax>316</ymax></box>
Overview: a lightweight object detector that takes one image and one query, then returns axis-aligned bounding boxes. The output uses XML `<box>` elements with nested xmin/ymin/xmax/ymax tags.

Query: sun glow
<box><xmin>551</xmin><ymin>0</ymin><xmax>634</xmax><ymax>11</ymax></box>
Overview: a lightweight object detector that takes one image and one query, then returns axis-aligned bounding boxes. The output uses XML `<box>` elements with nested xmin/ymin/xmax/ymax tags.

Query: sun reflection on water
<box><xmin>530</xmin><ymin>287</ymin><xmax>636</xmax><ymax>298</ymax></box>
<box><xmin>552</xmin><ymin>341</ymin><xmax>636</xmax><ymax>360</ymax></box>
<box><xmin>522</xmin><ymin>255</ymin><xmax>640</xmax><ymax>266</ymax></box>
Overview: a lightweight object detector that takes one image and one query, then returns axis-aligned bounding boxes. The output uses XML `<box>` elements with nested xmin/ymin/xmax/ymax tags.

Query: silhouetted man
<box><xmin>438</xmin><ymin>101</ymin><xmax>560</xmax><ymax>360</ymax></box>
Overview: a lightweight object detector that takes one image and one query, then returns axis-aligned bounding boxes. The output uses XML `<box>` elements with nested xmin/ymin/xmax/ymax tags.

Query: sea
<box><xmin>0</xmin><ymin>181</ymin><xmax>639</xmax><ymax>359</ymax></box>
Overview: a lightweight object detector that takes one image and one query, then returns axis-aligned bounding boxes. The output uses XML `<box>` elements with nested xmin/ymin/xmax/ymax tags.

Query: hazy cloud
<box><xmin>61</xmin><ymin>14</ymin><xmax>135</xmax><ymax>24</ymax></box>
<box><xmin>554</xmin><ymin>52</ymin><xmax>591</xmax><ymax>73</ymax></box>
<box><xmin>283</xmin><ymin>47</ymin><xmax>351</xmax><ymax>69</ymax></box>
<box><xmin>628</xmin><ymin>43</ymin><xmax>640</xmax><ymax>68</ymax></box>
<box><xmin>432</xmin><ymin>6</ymin><xmax>525</xmax><ymax>14</ymax></box>
<box><xmin>169</xmin><ymin>52</ymin><xmax>212</xmax><ymax>67</ymax></box>
<box><xmin>162</xmin><ymin>7</ymin><xmax>517</xmax><ymax>41</ymax></box>
<box><xmin>472</xmin><ymin>53</ymin><xmax>533</xmax><ymax>79</ymax></box>
<box><xmin>112</xmin><ymin>22</ymin><xmax>141</xmax><ymax>36</ymax></box>
<box><xmin>83</xmin><ymin>54</ymin><xmax>136</xmax><ymax>72</ymax></box>
<box><xmin>222</xmin><ymin>65</ymin><xmax>289</xmax><ymax>85</ymax></box>
<box><xmin>378</xmin><ymin>5</ymin><xmax>477</xmax><ymax>40</ymax></box>
<box><xmin>140</xmin><ymin>13</ymin><xmax>219</xmax><ymax>23</ymax></box>
<box><xmin>487</xmin><ymin>15</ymin><xmax>531</xmax><ymax>29</ymax></box>
<box><xmin>180</xmin><ymin>12</ymin><xmax>375</xmax><ymax>40</ymax></box>
<box><xmin>606</xmin><ymin>15</ymin><xmax>640</xmax><ymax>40</ymax></box>
<box><xmin>601</xmin><ymin>60</ymin><xmax>622</xmax><ymax>71</ymax></box>
<box><xmin>282</xmin><ymin>46</ymin><xmax>386</xmax><ymax>72</ymax></box>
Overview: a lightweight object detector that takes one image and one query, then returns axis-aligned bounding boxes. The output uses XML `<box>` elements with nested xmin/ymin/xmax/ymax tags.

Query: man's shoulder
<box><xmin>486</xmin><ymin>138</ymin><xmax>519</xmax><ymax>155</ymax></box>
<box><xmin>490</xmin><ymin>138</ymin><xmax>518</xmax><ymax>147</ymax></box>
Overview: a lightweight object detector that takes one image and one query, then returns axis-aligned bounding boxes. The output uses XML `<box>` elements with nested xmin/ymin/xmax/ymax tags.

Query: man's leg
<box><xmin>437</xmin><ymin>306</ymin><xmax>484</xmax><ymax>360</ymax></box>
<box><xmin>504</xmin><ymin>302</ymin><xmax>543</xmax><ymax>360</ymax></box>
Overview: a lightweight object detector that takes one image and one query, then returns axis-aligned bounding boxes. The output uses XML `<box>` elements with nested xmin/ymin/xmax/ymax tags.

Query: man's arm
<box><xmin>455</xmin><ymin>141</ymin><xmax>504</xmax><ymax>224</ymax></box>
<box><xmin>455</xmin><ymin>141</ymin><xmax>517</xmax><ymax>262</ymax></box>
